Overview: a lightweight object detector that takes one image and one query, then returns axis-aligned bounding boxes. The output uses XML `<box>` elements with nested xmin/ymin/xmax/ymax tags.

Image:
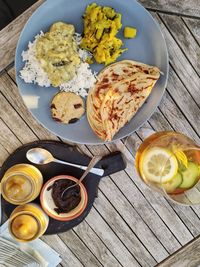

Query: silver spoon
<box><xmin>26</xmin><ymin>148</ymin><xmax>104</xmax><ymax>176</ymax></box>
<box><xmin>61</xmin><ymin>156</ymin><xmax>102</xmax><ymax>200</ymax></box>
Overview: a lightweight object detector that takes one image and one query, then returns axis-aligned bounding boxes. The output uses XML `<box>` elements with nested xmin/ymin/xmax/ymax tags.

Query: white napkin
<box><xmin>0</xmin><ymin>221</ymin><xmax>62</xmax><ymax>267</ymax></box>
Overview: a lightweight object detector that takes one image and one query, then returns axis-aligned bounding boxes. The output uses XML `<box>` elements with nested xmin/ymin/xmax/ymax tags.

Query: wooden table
<box><xmin>0</xmin><ymin>0</ymin><xmax>200</xmax><ymax>266</ymax></box>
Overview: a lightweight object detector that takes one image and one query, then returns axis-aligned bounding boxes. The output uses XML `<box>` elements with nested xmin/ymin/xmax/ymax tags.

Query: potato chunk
<box><xmin>124</xmin><ymin>26</ymin><xmax>137</xmax><ymax>39</ymax></box>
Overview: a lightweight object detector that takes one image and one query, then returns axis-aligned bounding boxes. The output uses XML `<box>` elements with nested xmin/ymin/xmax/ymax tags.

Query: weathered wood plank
<box><xmin>0</xmin><ymin>71</ymin><xmax>158</xmax><ymax>266</ymax></box>
<box><xmin>157</xmin><ymin>235</ymin><xmax>200</xmax><ymax>267</ymax></box>
<box><xmin>58</xmin><ymin>230</ymin><xmax>103</xmax><ymax>267</ymax></box>
<box><xmin>139</xmin><ymin>0</ymin><xmax>200</xmax><ymax>18</ymax></box>
<box><xmin>160</xmin><ymin>14</ymin><xmax>200</xmax><ymax>74</ymax></box>
<box><xmin>0</xmin><ymin>1</ymin><xmax>200</xmax><ymax>265</ymax></box>
<box><xmin>41</xmin><ymin>235</ymin><xmax>84</xmax><ymax>267</ymax></box>
<box><xmin>96</xmin><ymin>183</ymin><xmax>168</xmax><ymax>262</ymax></box>
<box><xmin>79</xmin><ymin>144</ymin><xmax>179</xmax><ymax>258</ymax></box>
<box><xmin>118</xmin><ymin>91</ymin><xmax>200</xmax><ymax>241</ymax></box>
<box><xmin>189</xmin><ymin>205</ymin><xmax>200</xmax><ymax>222</ymax></box>
<box><xmin>0</xmin><ymin>143</ymin><xmax>9</xmax><ymax>167</ymax></box>
<box><xmin>0</xmin><ymin>73</ymin><xmax>57</xmax><ymax>141</ymax></box>
<box><xmin>0</xmin><ymin>0</ymin><xmax>44</xmax><ymax>72</ymax></box>
<box><xmin>166</xmin><ymin>202</ymin><xmax>200</xmax><ymax>238</ymax></box>
<box><xmin>74</xmin><ymin>220</ymin><xmax>122</xmax><ymax>267</ymax></box>
<box><xmin>85</xmin><ymin>207</ymin><xmax>141</xmax><ymax>267</ymax></box>
<box><xmin>7</xmin><ymin>67</ymin><xmax>16</xmax><ymax>82</ymax></box>
<box><xmin>0</xmin><ymin>92</ymin><xmax>37</xmax><ymax>144</ymax></box>
<box><xmin>99</xmin><ymin>167</ymin><xmax>180</xmax><ymax>255</ymax></box>
<box><xmin>0</xmin><ymin>117</ymin><xmax>22</xmax><ymax>153</ymax></box>
<box><xmin>157</xmin><ymin>91</ymin><xmax>200</xmax><ymax>144</ymax></box>
<box><xmin>94</xmin><ymin>189</ymin><xmax>159</xmax><ymax>264</ymax></box>
<box><xmin>183</xmin><ymin>18</ymin><xmax>200</xmax><ymax>46</ymax></box>
<box><xmin>88</xmin><ymin>143</ymin><xmax>193</xmax><ymax>247</ymax></box>
<box><xmin>86</xmin><ymin>135</ymin><xmax>200</xmax><ymax>254</ymax></box>
<box><xmin>0</xmin><ymin>76</ymin><xmax>138</xmax><ymax>267</ymax></box>
<box><xmin>151</xmin><ymin>13</ymin><xmax>200</xmax><ymax>107</ymax></box>
<box><xmin>0</xmin><ymin>75</ymin><xmax>143</xmax><ymax>266</ymax></box>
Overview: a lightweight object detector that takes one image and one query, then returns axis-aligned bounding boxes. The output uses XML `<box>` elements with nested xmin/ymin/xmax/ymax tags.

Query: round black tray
<box><xmin>0</xmin><ymin>141</ymin><xmax>126</xmax><ymax>234</ymax></box>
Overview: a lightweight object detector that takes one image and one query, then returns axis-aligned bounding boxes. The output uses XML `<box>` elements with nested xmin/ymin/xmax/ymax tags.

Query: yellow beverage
<box><xmin>136</xmin><ymin>131</ymin><xmax>200</xmax><ymax>195</ymax></box>
<box><xmin>1</xmin><ymin>164</ymin><xmax>43</xmax><ymax>205</ymax></box>
<box><xmin>9</xmin><ymin>203</ymin><xmax>49</xmax><ymax>242</ymax></box>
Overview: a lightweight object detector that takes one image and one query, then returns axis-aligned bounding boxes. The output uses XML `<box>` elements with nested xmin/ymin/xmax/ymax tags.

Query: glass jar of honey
<box><xmin>9</xmin><ymin>203</ymin><xmax>49</xmax><ymax>242</ymax></box>
<box><xmin>1</xmin><ymin>164</ymin><xmax>43</xmax><ymax>205</ymax></box>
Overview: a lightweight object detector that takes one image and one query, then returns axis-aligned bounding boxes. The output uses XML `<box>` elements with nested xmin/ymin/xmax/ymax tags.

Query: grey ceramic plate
<box><xmin>15</xmin><ymin>0</ymin><xmax>168</xmax><ymax>144</ymax></box>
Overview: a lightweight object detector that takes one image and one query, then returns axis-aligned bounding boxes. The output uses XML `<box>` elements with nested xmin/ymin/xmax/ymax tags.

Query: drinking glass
<box><xmin>135</xmin><ymin>131</ymin><xmax>200</xmax><ymax>205</ymax></box>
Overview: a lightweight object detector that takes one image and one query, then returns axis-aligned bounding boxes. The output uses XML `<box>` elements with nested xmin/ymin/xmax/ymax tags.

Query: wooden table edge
<box><xmin>157</xmin><ymin>234</ymin><xmax>200</xmax><ymax>266</ymax></box>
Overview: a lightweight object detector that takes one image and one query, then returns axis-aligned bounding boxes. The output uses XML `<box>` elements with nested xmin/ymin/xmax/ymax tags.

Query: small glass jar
<box><xmin>1</xmin><ymin>164</ymin><xmax>43</xmax><ymax>205</ymax></box>
<box><xmin>9</xmin><ymin>203</ymin><xmax>49</xmax><ymax>242</ymax></box>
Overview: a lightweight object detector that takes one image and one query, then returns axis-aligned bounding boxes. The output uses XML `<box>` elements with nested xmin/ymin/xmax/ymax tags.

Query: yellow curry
<box><xmin>36</xmin><ymin>22</ymin><xmax>80</xmax><ymax>87</ymax></box>
<box><xmin>81</xmin><ymin>3</ymin><xmax>127</xmax><ymax>65</ymax></box>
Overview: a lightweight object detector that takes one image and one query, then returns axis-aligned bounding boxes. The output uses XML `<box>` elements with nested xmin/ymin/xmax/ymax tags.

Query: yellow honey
<box><xmin>1</xmin><ymin>164</ymin><xmax>43</xmax><ymax>205</ymax></box>
<box><xmin>9</xmin><ymin>203</ymin><xmax>49</xmax><ymax>242</ymax></box>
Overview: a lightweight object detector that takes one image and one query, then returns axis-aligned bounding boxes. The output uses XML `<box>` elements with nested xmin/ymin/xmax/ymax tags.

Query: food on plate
<box><xmin>1</xmin><ymin>164</ymin><xmax>43</xmax><ymax>205</ymax></box>
<box><xmin>51</xmin><ymin>179</ymin><xmax>81</xmax><ymax>214</ymax></box>
<box><xmin>51</xmin><ymin>92</ymin><xmax>85</xmax><ymax>124</ymax></box>
<box><xmin>87</xmin><ymin>60</ymin><xmax>160</xmax><ymax>141</ymax></box>
<box><xmin>20</xmin><ymin>24</ymin><xmax>96</xmax><ymax>97</ymax></box>
<box><xmin>9</xmin><ymin>204</ymin><xmax>49</xmax><ymax>242</ymax></box>
<box><xmin>35</xmin><ymin>22</ymin><xmax>80</xmax><ymax>87</ymax></box>
<box><xmin>81</xmin><ymin>3</ymin><xmax>127</xmax><ymax>65</ymax></box>
<box><xmin>40</xmin><ymin>175</ymin><xmax>88</xmax><ymax>221</ymax></box>
<box><xmin>124</xmin><ymin>26</ymin><xmax>137</xmax><ymax>38</ymax></box>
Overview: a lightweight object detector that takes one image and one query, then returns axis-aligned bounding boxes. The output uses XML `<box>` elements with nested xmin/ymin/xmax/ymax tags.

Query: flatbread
<box><xmin>87</xmin><ymin>60</ymin><xmax>160</xmax><ymax>141</ymax></box>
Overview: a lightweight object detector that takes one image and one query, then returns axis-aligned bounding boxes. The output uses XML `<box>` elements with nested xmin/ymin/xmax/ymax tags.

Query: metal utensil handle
<box><xmin>61</xmin><ymin>156</ymin><xmax>102</xmax><ymax>199</ymax></box>
<box><xmin>78</xmin><ymin>156</ymin><xmax>102</xmax><ymax>184</ymax></box>
<box><xmin>53</xmin><ymin>158</ymin><xmax>104</xmax><ymax>176</ymax></box>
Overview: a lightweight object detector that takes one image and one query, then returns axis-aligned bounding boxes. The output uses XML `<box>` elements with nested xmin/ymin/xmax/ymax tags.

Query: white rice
<box><xmin>20</xmin><ymin>31</ymin><xmax>96</xmax><ymax>97</ymax></box>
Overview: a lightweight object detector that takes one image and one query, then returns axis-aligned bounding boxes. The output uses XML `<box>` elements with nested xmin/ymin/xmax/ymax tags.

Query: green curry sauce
<box><xmin>36</xmin><ymin>22</ymin><xmax>80</xmax><ymax>87</ymax></box>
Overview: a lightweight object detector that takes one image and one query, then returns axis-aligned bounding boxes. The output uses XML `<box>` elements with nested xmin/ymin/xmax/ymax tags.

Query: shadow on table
<box><xmin>0</xmin><ymin>0</ymin><xmax>37</xmax><ymax>30</ymax></box>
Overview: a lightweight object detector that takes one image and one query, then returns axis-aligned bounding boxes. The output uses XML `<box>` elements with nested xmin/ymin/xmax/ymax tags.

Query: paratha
<box><xmin>87</xmin><ymin>60</ymin><xmax>161</xmax><ymax>141</ymax></box>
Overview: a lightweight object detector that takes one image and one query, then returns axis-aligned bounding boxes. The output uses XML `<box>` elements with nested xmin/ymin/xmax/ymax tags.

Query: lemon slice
<box><xmin>139</xmin><ymin>147</ymin><xmax>178</xmax><ymax>183</ymax></box>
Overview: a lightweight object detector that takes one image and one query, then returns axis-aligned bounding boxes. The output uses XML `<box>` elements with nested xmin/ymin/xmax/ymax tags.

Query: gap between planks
<box><xmin>157</xmin><ymin>233</ymin><xmax>200</xmax><ymax>267</ymax></box>
<box><xmin>0</xmin><ymin>66</ymin><xmax>199</xmax><ymax>266</ymax></box>
<box><xmin>158</xmin><ymin>14</ymin><xmax>200</xmax><ymax>79</ymax></box>
<box><xmin>0</xmin><ymin>8</ymin><xmax>200</xmax><ymax>267</ymax></box>
<box><xmin>0</xmin><ymin>77</ymin><xmax>156</xmax><ymax>265</ymax></box>
<box><xmin>150</xmin><ymin>12</ymin><xmax>200</xmax><ymax>110</ymax></box>
<box><xmin>0</xmin><ymin>93</ymin><xmax>158</xmax><ymax>266</ymax></box>
<box><xmin>139</xmin><ymin>0</ymin><xmax>200</xmax><ymax>19</ymax></box>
